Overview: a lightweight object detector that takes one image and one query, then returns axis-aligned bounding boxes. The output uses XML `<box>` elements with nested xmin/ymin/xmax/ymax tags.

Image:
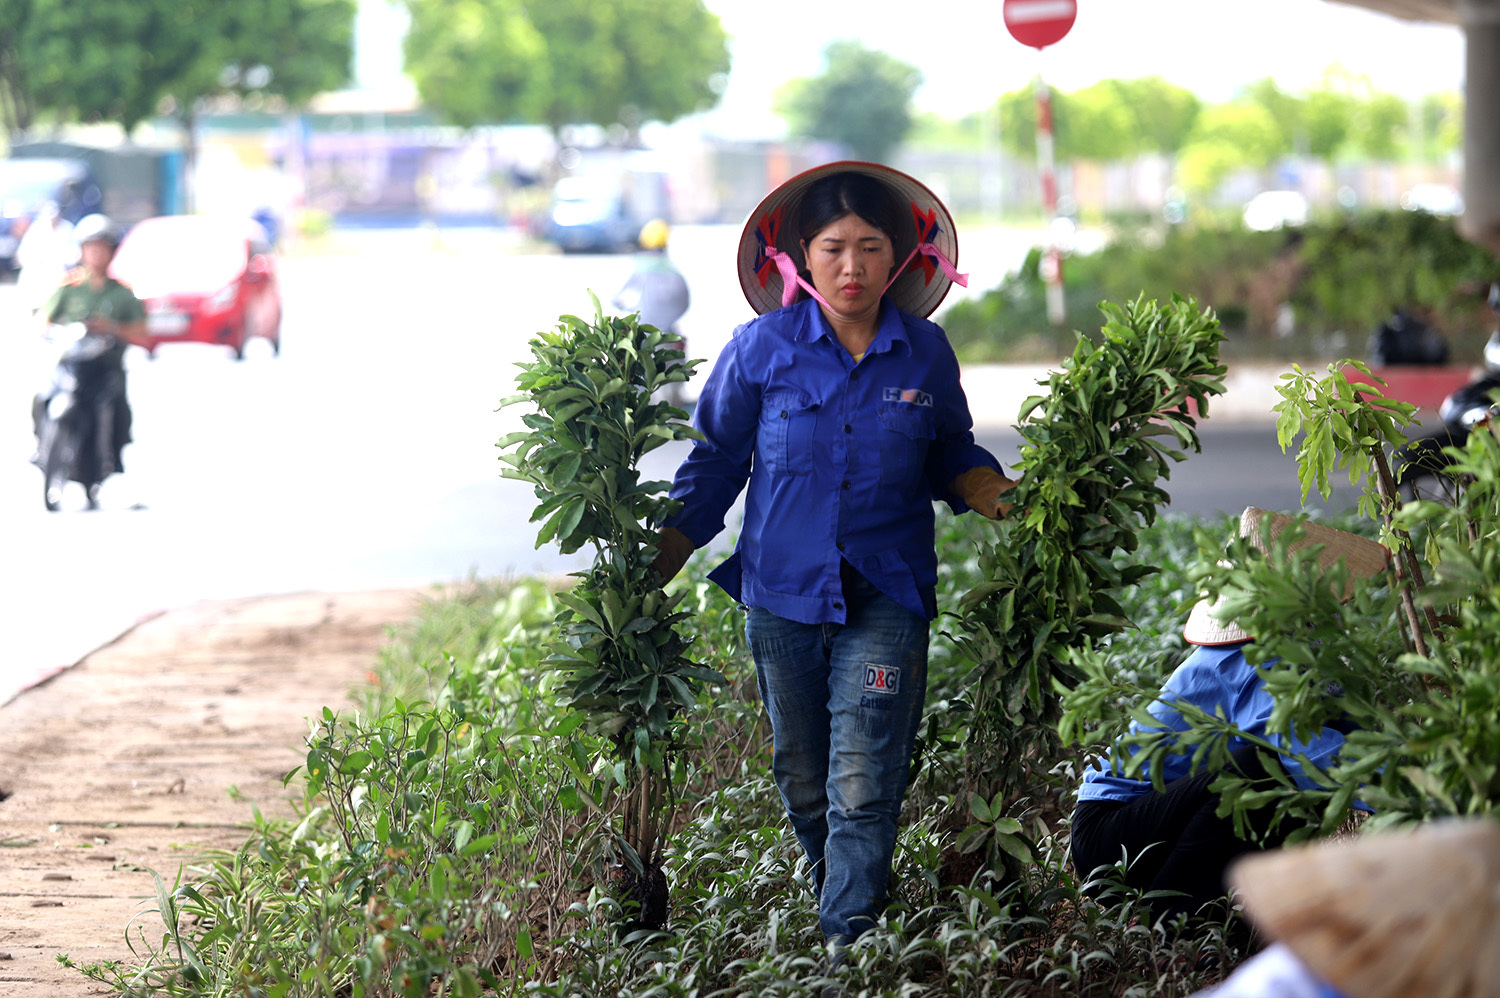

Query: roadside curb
<box><xmin>2</xmin><ymin>609</ymin><xmax>167</xmax><ymax>709</ymax></box>
<box><xmin>0</xmin><ymin>589</ymin><xmax>425</xmax><ymax>997</ymax></box>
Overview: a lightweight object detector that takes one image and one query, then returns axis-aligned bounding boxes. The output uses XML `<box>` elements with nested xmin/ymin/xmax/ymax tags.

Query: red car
<box><xmin>110</xmin><ymin>215</ymin><xmax>282</xmax><ymax>359</ymax></box>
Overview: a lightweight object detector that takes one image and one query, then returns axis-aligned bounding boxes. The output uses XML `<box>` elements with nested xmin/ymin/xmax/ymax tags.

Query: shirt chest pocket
<box><xmin>760</xmin><ymin>391</ymin><xmax>820</xmax><ymax>476</ymax></box>
<box><xmin>877</xmin><ymin>402</ymin><xmax>936</xmax><ymax>484</ymax></box>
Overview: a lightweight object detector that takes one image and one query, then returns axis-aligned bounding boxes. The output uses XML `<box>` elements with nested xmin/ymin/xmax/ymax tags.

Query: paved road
<box><xmin>0</xmin><ymin>224</ymin><xmax>1354</xmax><ymax>705</ymax></box>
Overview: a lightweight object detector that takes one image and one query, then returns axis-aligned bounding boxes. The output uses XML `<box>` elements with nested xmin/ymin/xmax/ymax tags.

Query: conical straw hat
<box><xmin>1183</xmin><ymin>506</ymin><xmax>1391</xmax><ymax>645</ymax></box>
<box><xmin>1230</xmin><ymin>820</ymin><xmax>1500</xmax><ymax>998</ymax></box>
<box><xmin>736</xmin><ymin>160</ymin><xmax>961</xmax><ymax>319</ymax></box>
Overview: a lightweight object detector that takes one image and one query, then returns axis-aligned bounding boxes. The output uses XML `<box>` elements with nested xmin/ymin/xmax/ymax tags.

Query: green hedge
<box><xmin>942</xmin><ymin>211</ymin><xmax>1499</xmax><ymax>364</ymax></box>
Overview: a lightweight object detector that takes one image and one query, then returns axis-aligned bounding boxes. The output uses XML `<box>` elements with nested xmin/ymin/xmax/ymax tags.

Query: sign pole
<box><xmin>1033</xmin><ymin>75</ymin><xmax>1065</xmax><ymax>327</ymax></box>
<box><xmin>1002</xmin><ymin>0</ymin><xmax>1077</xmax><ymax>328</ymax></box>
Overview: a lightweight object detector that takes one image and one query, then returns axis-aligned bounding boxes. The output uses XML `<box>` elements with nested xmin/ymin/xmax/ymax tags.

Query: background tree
<box><xmin>1299</xmin><ymin>88</ymin><xmax>1357</xmax><ymax>159</ymax></box>
<box><xmin>996</xmin><ymin>76</ymin><xmax>1200</xmax><ymax>163</ymax></box>
<box><xmin>1349</xmin><ymin>91</ymin><xmax>1409</xmax><ymax>161</ymax></box>
<box><xmin>164</xmin><ymin>0</ymin><xmax>355</xmax><ymax>208</ymax></box>
<box><xmin>607</xmin><ymin>0</ymin><xmax>730</xmax><ymax>139</ymax></box>
<box><xmin>0</xmin><ymin>0</ymin><xmax>37</xmax><ymax>135</ymax></box>
<box><xmin>1244</xmin><ymin>70</ymin><xmax>1423</xmax><ymax>165</ymax></box>
<box><xmin>10</xmin><ymin>0</ymin><xmax>208</xmax><ymax>134</ymax></box>
<box><xmin>1414</xmin><ymin>92</ymin><xmax>1463</xmax><ymax>163</ymax></box>
<box><xmin>775</xmin><ymin>40</ymin><xmax>922</xmax><ymax>163</ymax></box>
<box><xmin>0</xmin><ymin>0</ymin><xmax>353</xmax><ymax>139</ymax></box>
<box><xmin>1112</xmin><ymin>76</ymin><xmax>1202</xmax><ymax>156</ymax></box>
<box><xmin>996</xmin><ymin>87</ymin><xmax>1039</xmax><ymax>161</ymax></box>
<box><xmin>1176</xmin><ymin>101</ymin><xmax>1285</xmax><ymax>194</ymax></box>
<box><xmin>204</xmin><ymin>0</ymin><xmax>355</xmax><ymax>111</ymax></box>
<box><xmin>402</xmin><ymin>0</ymin><xmax>728</xmax><ymax>137</ymax></box>
<box><xmin>1061</xmin><ymin>81</ymin><xmax>1139</xmax><ymax>161</ymax></box>
<box><xmin>1241</xmin><ymin>78</ymin><xmax>1306</xmax><ymax>157</ymax></box>
<box><xmin>402</xmin><ymin>0</ymin><xmax>546</xmax><ymax>129</ymax></box>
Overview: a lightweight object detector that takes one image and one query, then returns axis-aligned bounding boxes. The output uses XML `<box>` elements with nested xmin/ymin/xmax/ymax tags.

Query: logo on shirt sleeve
<box><xmin>863</xmin><ymin>663</ymin><xmax>900</xmax><ymax>696</ymax></box>
<box><xmin>882</xmin><ymin>387</ymin><xmax>933</xmax><ymax>406</ymax></box>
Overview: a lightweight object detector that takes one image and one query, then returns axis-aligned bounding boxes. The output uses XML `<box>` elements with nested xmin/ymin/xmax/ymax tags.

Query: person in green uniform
<box><xmin>33</xmin><ymin>214</ymin><xmax>147</xmax><ymax>506</ymax></box>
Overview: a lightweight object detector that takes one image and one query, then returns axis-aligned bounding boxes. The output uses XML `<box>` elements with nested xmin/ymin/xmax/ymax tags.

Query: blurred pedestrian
<box><xmin>15</xmin><ymin>201</ymin><xmax>77</xmax><ymax>315</ymax></box>
<box><xmin>651</xmin><ymin>162</ymin><xmax>1017</xmax><ymax>958</ymax></box>
<box><xmin>613</xmin><ymin>219</ymin><xmax>690</xmax><ymax>405</ymax></box>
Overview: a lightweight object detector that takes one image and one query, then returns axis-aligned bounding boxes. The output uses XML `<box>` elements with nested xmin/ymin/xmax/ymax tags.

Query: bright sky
<box><xmin>697</xmin><ymin>0</ymin><xmax>1466</xmax><ymax>139</ymax></box>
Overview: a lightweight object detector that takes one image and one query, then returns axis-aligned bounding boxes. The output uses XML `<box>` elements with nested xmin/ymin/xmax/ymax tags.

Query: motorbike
<box><xmin>34</xmin><ymin>321</ymin><xmax>128</xmax><ymax>511</ymax></box>
<box><xmin>1391</xmin><ymin>283</ymin><xmax>1500</xmax><ymax>502</ymax></box>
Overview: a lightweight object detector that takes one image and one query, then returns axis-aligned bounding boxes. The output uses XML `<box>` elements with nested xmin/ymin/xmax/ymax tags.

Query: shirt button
<box><xmin>841</xmin><ymin>480</ymin><xmax>851</xmax><ymax>490</ymax></box>
<box><xmin>780</xmin><ymin>410</ymin><xmax>788</xmax><ymax>419</ymax></box>
<box><xmin>833</xmin><ymin>601</ymin><xmax>844</xmax><ymax>611</ymax></box>
<box><xmin>843</xmin><ymin>424</ymin><xmax>852</xmax><ymax>433</ymax></box>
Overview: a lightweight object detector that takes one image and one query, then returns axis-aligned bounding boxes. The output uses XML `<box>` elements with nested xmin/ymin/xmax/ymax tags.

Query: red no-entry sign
<box><xmin>1002</xmin><ymin>0</ymin><xmax>1077</xmax><ymax>49</ymax></box>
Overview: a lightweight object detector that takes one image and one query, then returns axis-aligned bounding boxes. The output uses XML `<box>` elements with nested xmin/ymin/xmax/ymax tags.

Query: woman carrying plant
<box><xmin>651</xmin><ymin>162</ymin><xmax>1016</xmax><ymax>949</ymax></box>
<box><xmin>1069</xmin><ymin>507</ymin><xmax>1389</xmax><ymax>926</ymax></box>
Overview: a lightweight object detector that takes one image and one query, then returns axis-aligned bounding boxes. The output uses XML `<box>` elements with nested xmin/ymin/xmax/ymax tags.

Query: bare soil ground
<box><xmin>0</xmin><ymin>588</ymin><xmax>427</xmax><ymax>997</ymax></box>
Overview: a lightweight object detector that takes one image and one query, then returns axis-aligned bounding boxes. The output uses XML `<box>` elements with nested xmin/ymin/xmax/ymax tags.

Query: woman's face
<box><xmin>800</xmin><ymin>213</ymin><xmax>895</xmax><ymax>327</ymax></box>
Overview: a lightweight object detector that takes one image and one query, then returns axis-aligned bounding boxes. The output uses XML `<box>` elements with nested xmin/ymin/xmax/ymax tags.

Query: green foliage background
<box><xmin>0</xmin><ymin>0</ymin><xmax>353</xmax><ymax>134</ymax></box>
<box><xmin>940</xmin><ymin>210</ymin><xmax>1499</xmax><ymax>365</ymax></box>
<box><xmin>775</xmin><ymin>41</ymin><xmax>924</xmax><ymax>164</ymax></box>
<box><xmin>400</xmin><ymin>0</ymin><xmax>729</xmax><ymax>134</ymax></box>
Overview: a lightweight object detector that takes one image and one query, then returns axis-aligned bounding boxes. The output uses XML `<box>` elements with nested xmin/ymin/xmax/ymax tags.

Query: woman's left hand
<box><xmin>951</xmin><ymin>466</ymin><xmax>1018</xmax><ymax>520</ymax></box>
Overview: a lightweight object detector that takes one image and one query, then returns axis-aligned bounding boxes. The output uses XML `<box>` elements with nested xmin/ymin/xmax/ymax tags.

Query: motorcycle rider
<box><xmin>1391</xmin><ymin>282</ymin><xmax>1500</xmax><ymax>499</ymax></box>
<box><xmin>32</xmin><ymin>214</ymin><xmax>146</xmax><ymax>507</ymax></box>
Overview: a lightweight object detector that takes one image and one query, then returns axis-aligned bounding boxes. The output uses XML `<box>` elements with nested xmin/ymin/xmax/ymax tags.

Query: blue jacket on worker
<box><xmin>663</xmin><ymin>296</ymin><xmax>1002</xmax><ymax>625</ymax></box>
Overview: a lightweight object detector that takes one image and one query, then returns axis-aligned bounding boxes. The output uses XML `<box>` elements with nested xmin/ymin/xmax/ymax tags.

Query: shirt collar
<box><xmin>798</xmin><ymin>297</ymin><xmax>910</xmax><ymax>356</ymax></box>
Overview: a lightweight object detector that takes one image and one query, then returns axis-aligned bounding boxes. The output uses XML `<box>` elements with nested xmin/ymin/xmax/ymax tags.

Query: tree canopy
<box><xmin>996</xmin><ymin>76</ymin><xmax>1200</xmax><ymax>163</ymax></box>
<box><xmin>983</xmin><ymin>71</ymin><xmax>1458</xmax><ymax>199</ymax></box>
<box><xmin>1176</xmin><ymin>101</ymin><xmax>1285</xmax><ymax>193</ymax></box>
<box><xmin>774</xmin><ymin>40</ymin><xmax>922</xmax><ymax>164</ymax></box>
<box><xmin>0</xmin><ymin>0</ymin><xmax>354</xmax><ymax>136</ymax></box>
<box><xmin>401</xmin><ymin>0</ymin><xmax>729</xmax><ymax>134</ymax></box>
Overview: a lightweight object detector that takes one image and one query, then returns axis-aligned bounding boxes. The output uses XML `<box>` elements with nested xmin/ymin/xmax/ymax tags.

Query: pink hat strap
<box><xmin>897</xmin><ymin>240</ymin><xmax>968</xmax><ymax>291</ymax></box>
<box><xmin>764</xmin><ymin>239</ymin><xmax>967</xmax><ymax>313</ymax></box>
<box><xmin>764</xmin><ymin>245</ymin><xmax>833</xmax><ymax>310</ymax></box>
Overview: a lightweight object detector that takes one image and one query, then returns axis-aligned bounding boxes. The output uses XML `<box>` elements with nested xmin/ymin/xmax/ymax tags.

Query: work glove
<box><xmin>950</xmin><ymin>466</ymin><xmax>1018</xmax><ymax>520</ymax></box>
<box><xmin>651</xmin><ymin>526</ymin><xmax>695</xmax><ymax>582</ymax></box>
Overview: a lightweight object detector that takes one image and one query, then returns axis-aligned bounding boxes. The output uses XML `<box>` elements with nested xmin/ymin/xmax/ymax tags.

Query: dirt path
<box><xmin>0</xmin><ymin>588</ymin><xmax>427</xmax><ymax>997</ymax></box>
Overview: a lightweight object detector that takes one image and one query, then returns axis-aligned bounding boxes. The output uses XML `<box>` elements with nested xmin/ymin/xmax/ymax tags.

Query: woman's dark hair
<box><xmin>796</xmin><ymin>171</ymin><xmax>902</xmax><ymax>246</ymax></box>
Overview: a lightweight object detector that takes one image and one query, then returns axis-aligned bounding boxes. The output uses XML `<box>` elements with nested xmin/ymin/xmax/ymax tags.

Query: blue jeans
<box><xmin>745</xmin><ymin>571</ymin><xmax>929</xmax><ymax>939</ymax></box>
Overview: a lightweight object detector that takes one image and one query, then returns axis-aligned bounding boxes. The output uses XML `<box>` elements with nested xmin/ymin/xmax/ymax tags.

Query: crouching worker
<box><xmin>1069</xmin><ymin>507</ymin><xmax>1390</xmax><ymax>924</ymax></box>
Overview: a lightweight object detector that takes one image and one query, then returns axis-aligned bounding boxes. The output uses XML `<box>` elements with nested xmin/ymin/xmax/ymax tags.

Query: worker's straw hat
<box><xmin>1184</xmin><ymin>506</ymin><xmax>1390</xmax><ymax>646</ymax></box>
<box><xmin>736</xmin><ymin>160</ymin><xmax>962</xmax><ymax>319</ymax></box>
<box><xmin>1232</xmin><ymin>819</ymin><xmax>1500</xmax><ymax>998</ymax></box>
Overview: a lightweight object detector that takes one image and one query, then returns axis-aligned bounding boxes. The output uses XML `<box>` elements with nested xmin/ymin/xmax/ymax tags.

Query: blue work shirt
<box><xmin>1078</xmin><ymin>642</ymin><xmax>1356</xmax><ymax>804</ymax></box>
<box><xmin>664</xmin><ymin>297</ymin><xmax>1001</xmax><ymax>625</ymax></box>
